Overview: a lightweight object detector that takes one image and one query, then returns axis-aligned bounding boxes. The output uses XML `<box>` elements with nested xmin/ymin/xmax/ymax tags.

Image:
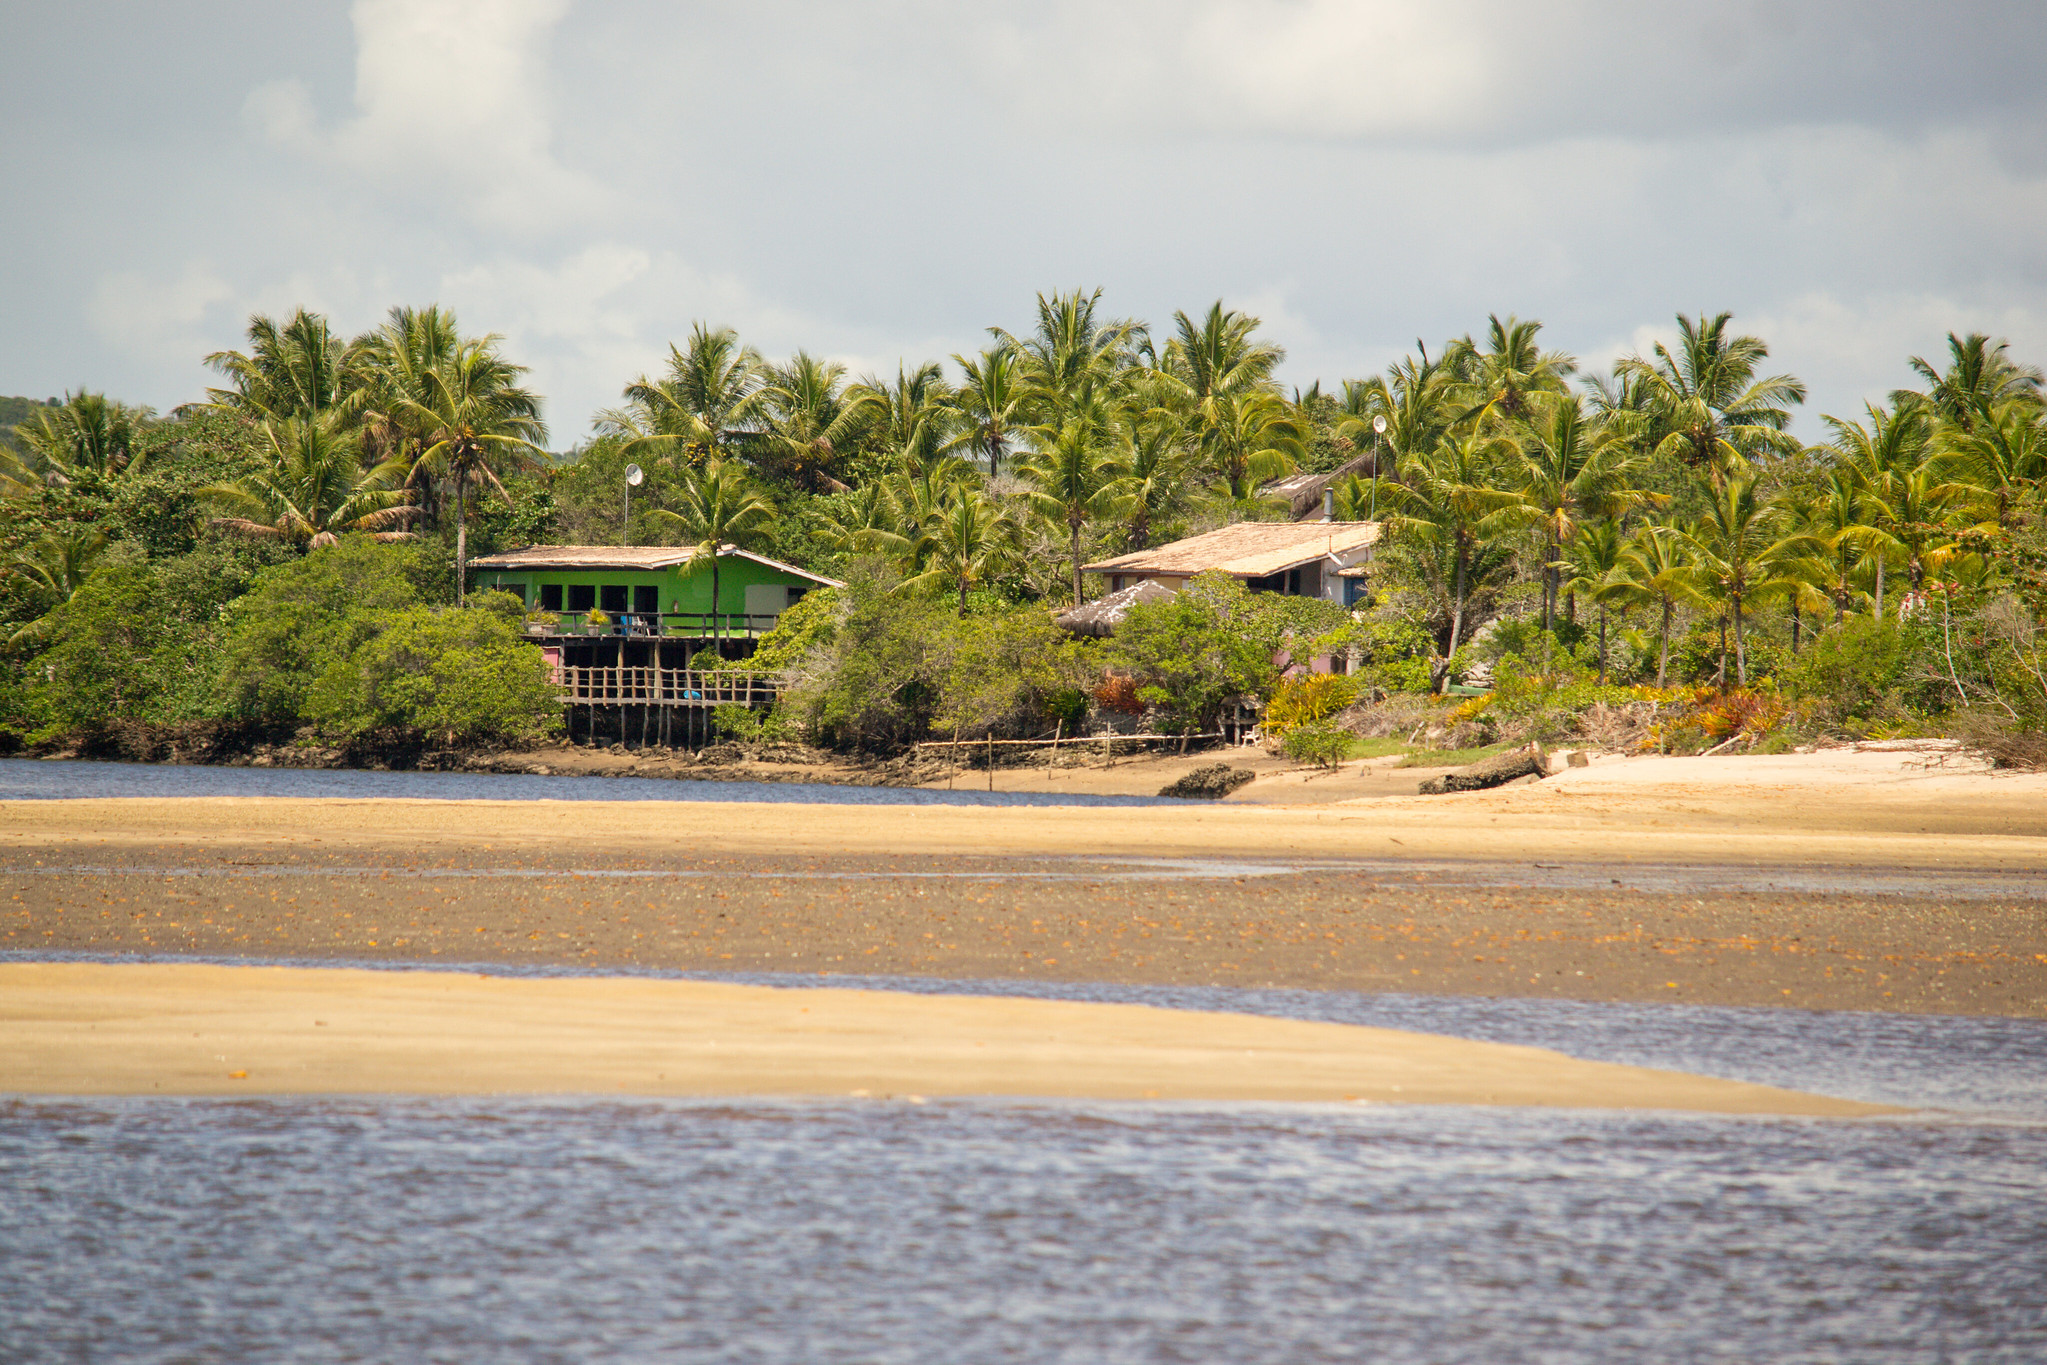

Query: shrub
<box><xmin>712</xmin><ymin>703</ymin><xmax>765</xmax><ymax>742</ymax></box>
<box><xmin>780</xmin><ymin>565</ymin><xmax>949</xmax><ymax>750</ymax></box>
<box><xmin>1783</xmin><ymin>619</ymin><xmax>1907</xmax><ymax>725</ymax></box>
<box><xmin>1281</xmin><ymin>721</ymin><xmax>1352</xmax><ymax>768</ymax></box>
<box><xmin>749</xmin><ymin>587</ymin><xmax>839</xmax><ymax>673</ymax></box>
<box><xmin>215</xmin><ymin>538</ymin><xmax>432</xmax><ymax>723</ymax></box>
<box><xmin>306</xmin><ymin>606</ymin><xmax>562</xmax><ymax>747</ymax></box>
<box><xmin>1263</xmin><ymin>672</ymin><xmax>1360</xmax><ymax>734</ymax></box>
<box><xmin>1113</xmin><ymin>573</ymin><xmax>1277</xmax><ymax>732</ymax></box>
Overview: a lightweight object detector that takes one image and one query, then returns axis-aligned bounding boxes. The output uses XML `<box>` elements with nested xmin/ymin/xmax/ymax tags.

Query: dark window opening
<box><xmin>566</xmin><ymin>584</ymin><xmax>595</xmax><ymax>613</ymax></box>
<box><xmin>787</xmin><ymin>586</ymin><xmax>809</xmax><ymax>606</ymax></box>
<box><xmin>540</xmin><ymin>584</ymin><xmax>563</xmax><ymax>611</ymax></box>
<box><xmin>493</xmin><ymin>582</ymin><xmax>524</xmax><ymax>605</ymax></box>
<box><xmin>632</xmin><ymin>585</ymin><xmax>658</xmax><ymax>614</ymax></box>
<box><xmin>600</xmin><ymin>585</ymin><xmax>628</xmax><ymax>614</ymax></box>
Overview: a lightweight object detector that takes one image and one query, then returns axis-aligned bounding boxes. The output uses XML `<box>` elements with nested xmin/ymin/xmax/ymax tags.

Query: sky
<box><xmin>5</xmin><ymin>0</ymin><xmax>2047</xmax><ymax>447</ymax></box>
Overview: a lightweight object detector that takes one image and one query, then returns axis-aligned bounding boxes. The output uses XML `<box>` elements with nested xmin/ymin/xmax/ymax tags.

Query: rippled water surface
<box><xmin>4</xmin><ymin>1097</ymin><xmax>2043</xmax><ymax>1364</ymax></box>
<box><xmin>4</xmin><ymin>978</ymin><xmax>2045</xmax><ymax>1362</ymax></box>
<box><xmin>0</xmin><ymin>757</ymin><xmax>1171</xmax><ymax>806</ymax></box>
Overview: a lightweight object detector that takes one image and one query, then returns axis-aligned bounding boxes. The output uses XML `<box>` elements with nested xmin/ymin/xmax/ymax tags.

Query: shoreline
<box><xmin>6</xmin><ymin>745</ymin><xmax>2046</xmax><ymax>1019</ymax></box>
<box><xmin>0</xmin><ymin>962</ymin><xmax>1900</xmax><ymax>1116</ymax></box>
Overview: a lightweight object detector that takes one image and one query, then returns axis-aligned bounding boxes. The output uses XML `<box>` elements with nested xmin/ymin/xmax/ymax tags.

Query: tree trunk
<box><xmin>1656</xmin><ymin>598</ymin><xmax>1671</xmax><ymax>688</ymax></box>
<box><xmin>455</xmin><ymin>469</ymin><xmax>468</xmax><ymax>606</ymax></box>
<box><xmin>958</xmin><ymin>577</ymin><xmax>968</xmax><ymax>616</ymax></box>
<box><xmin>1733</xmin><ymin>594</ymin><xmax>1747</xmax><ymax>686</ymax></box>
<box><xmin>1873</xmin><ymin>555</ymin><xmax>1885</xmax><ymax>622</ymax></box>
<box><xmin>1790</xmin><ymin>599</ymin><xmax>1802</xmax><ymax>655</ymax></box>
<box><xmin>1069</xmin><ymin>519</ymin><xmax>1083</xmax><ymax>606</ymax></box>
<box><xmin>710</xmin><ymin>555</ymin><xmax>721</xmax><ymax>638</ymax></box>
<box><xmin>1438</xmin><ymin>539</ymin><xmax>1468</xmax><ymax>693</ymax></box>
<box><xmin>1717</xmin><ymin>615</ymin><xmax>1727</xmax><ymax>689</ymax></box>
<box><xmin>1597</xmin><ymin>604</ymin><xmax>1608</xmax><ymax>684</ymax></box>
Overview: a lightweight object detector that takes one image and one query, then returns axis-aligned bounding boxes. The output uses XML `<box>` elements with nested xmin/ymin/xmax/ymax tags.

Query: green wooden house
<box><xmin>468</xmin><ymin>544</ymin><xmax>840</xmax><ymax>667</ymax></box>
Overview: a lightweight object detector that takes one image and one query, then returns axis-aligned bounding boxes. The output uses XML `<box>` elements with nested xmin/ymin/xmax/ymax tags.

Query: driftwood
<box><xmin>1417</xmin><ymin>743</ymin><xmax>1548</xmax><ymax>795</ymax></box>
<box><xmin>1158</xmin><ymin>764</ymin><xmax>1257</xmax><ymax>799</ymax></box>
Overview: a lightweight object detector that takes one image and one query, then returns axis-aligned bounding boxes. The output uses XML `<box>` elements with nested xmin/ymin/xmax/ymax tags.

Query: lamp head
<box><xmin>625</xmin><ymin>464</ymin><xmax>644</xmax><ymax>487</ymax></box>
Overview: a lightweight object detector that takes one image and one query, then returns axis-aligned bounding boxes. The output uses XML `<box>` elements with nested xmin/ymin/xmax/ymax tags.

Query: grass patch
<box><xmin>1395</xmin><ymin>742</ymin><xmax>1513</xmax><ymax>769</ymax></box>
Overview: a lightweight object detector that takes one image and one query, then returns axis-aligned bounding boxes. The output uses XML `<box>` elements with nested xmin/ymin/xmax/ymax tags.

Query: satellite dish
<box><xmin>1372</xmin><ymin>415</ymin><xmax>1388</xmax><ymax>436</ymax></box>
<box><xmin>624</xmin><ymin>464</ymin><xmax>644</xmax><ymax>487</ymax></box>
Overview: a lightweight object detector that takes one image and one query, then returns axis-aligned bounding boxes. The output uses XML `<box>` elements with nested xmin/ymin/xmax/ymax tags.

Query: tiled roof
<box><xmin>468</xmin><ymin>544</ymin><xmax>843</xmax><ymax>586</ymax></box>
<box><xmin>1083</xmin><ymin>521</ymin><xmax>1380</xmax><ymax>578</ymax></box>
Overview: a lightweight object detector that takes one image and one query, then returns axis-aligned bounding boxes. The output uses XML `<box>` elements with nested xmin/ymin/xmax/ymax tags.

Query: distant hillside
<box><xmin>0</xmin><ymin>394</ymin><xmax>59</xmax><ymax>454</ymax></box>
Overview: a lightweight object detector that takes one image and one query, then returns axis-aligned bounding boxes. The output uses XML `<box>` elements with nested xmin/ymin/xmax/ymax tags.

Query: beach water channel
<box><xmin>4</xmin><ymin>759</ymin><xmax>2044</xmax><ymax>1360</ymax></box>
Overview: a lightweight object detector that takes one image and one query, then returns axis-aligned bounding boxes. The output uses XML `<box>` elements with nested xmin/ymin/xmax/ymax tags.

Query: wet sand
<box><xmin>0</xmin><ymin>962</ymin><xmax>1896</xmax><ymax>1115</ymax></box>
<box><xmin>4</xmin><ymin>747</ymin><xmax>2045</xmax><ymax>1017</ymax></box>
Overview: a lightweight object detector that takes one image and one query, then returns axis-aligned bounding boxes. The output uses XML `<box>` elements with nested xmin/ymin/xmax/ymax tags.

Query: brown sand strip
<box><xmin>0</xmin><ymin>963</ymin><xmax>1894</xmax><ymax>1115</ymax></box>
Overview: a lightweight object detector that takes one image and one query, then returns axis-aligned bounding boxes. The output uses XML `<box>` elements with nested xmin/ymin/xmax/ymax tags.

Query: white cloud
<box><xmin>239</xmin><ymin>0</ymin><xmax>597</xmax><ymax>231</ymax></box>
<box><xmin>88</xmin><ymin>263</ymin><xmax>235</xmax><ymax>369</ymax></box>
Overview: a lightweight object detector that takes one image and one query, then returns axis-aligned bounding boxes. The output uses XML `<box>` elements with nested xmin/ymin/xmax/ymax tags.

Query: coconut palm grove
<box><xmin>4</xmin><ymin>291</ymin><xmax>2046</xmax><ymax>765</ymax></box>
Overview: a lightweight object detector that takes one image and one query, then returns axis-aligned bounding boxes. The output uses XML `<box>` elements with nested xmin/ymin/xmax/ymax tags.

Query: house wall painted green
<box><xmin>468</xmin><ymin>547</ymin><xmax>838</xmax><ymax>634</ymax></box>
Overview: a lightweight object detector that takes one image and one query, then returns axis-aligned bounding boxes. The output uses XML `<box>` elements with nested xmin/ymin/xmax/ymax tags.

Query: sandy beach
<box><xmin>0</xmin><ymin>961</ymin><xmax>1896</xmax><ymax>1115</ymax></box>
<box><xmin>4</xmin><ymin>747</ymin><xmax>2045</xmax><ymax>1021</ymax></box>
<box><xmin>2</xmin><ymin>745</ymin><xmax>2043</xmax><ymax>1112</ymax></box>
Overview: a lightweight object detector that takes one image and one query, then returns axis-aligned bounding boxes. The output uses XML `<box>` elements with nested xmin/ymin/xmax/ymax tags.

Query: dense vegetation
<box><xmin>5</xmin><ymin>293</ymin><xmax>2047</xmax><ymax>764</ymax></box>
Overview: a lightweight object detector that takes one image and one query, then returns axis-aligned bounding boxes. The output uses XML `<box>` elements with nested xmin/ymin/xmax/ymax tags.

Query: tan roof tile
<box><xmin>1084</xmin><ymin>521</ymin><xmax>1380</xmax><ymax>578</ymax></box>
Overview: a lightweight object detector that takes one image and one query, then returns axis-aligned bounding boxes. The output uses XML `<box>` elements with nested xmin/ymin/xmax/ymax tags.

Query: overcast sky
<box><xmin>5</xmin><ymin>0</ymin><xmax>2046</xmax><ymax>445</ymax></box>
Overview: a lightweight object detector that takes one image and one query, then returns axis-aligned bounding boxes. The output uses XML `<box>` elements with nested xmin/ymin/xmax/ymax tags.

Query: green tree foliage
<box><xmin>306</xmin><ymin>606</ymin><xmax>561</xmax><ymax>747</ymax></box>
<box><xmin>1111</xmin><ymin>573</ymin><xmax>1281</xmax><ymax>732</ymax></box>
<box><xmin>215</xmin><ymin>537</ymin><xmax>443</xmax><ymax>722</ymax></box>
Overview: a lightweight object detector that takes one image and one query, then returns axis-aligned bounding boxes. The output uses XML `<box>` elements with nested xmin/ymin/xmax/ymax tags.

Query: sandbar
<box><xmin>0</xmin><ymin>962</ymin><xmax>1894</xmax><ymax>1115</ymax></box>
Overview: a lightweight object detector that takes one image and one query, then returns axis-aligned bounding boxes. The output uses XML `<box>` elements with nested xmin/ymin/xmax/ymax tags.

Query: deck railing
<box><xmin>529</xmin><ymin>611</ymin><xmax>781</xmax><ymax>640</ymax></box>
<box><xmin>555</xmin><ymin>666</ymin><xmax>786</xmax><ymax>708</ymax></box>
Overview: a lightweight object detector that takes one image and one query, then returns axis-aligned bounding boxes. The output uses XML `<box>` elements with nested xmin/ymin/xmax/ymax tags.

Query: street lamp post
<box><xmin>623</xmin><ymin>463</ymin><xmax>643</xmax><ymax>547</ymax></box>
<box><xmin>1369</xmin><ymin>414</ymin><xmax>1387</xmax><ymax>521</ymax></box>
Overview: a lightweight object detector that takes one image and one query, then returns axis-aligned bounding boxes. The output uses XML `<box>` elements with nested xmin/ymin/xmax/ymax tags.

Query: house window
<box><xmin>540</xmin><ymin>584</ymin><xmax>563</xmax><ymax>611</ymax></box>
<box><xmin>495</xmin><ymin>582</ymin><xmax>524</xmax><ymax>604</ymax></box>
<box><xmin>632</xmin><ymin>585</ymin><xmax>658</xmax><ymax>614</ymax></box>
<box><xmin>600</xmin><ymin>585</ymin><xmax>628</xmax><ymax>614</ymax></box>
<box><xmin>566</xmin><ymin>584</ymin><xmax>595</xmax><ymax>613</ymax></box>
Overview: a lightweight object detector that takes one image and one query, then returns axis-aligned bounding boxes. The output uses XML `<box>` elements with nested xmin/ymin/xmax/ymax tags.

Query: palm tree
<box><xmin>1775</xmin><ymin>468</ymin><xmax>1873</xmax><ymax>626</ymax></box>
<box><xmin>1556</xmin><ymin>519</ymin><xmax>1629</xmax><ymax>683</ymax></box>
<box><xmin>1940</xmin><ymin>400</ymin><xmax>2047</xmax><ymax>529</ymax></box>
<box><xmin>11</xmin><ymin>391</ymin><xmax>154</xmax><ymax>486</ymax></box>
<box><xmin>1335</xmin><ymin>343</ymin><xmax>1459</xmax><ymax>483</ymax></box>
<box><xmin>753</xmin><ymin>352</ymin><xmax>879</xmax><ymax>490</ymax></box>
<box><xmin>1679</xmin><ymin>474</ymin><xmax>1784</xmax><ymax>686</ymax></box>
<box><xmin>1377</xmin><ymin>433</ymin><xmax>1525</xmax><ymax>690</ymax></box>
<box><xmin>199</xmin><ymin>415</ymin><xmax>419</xmax><ymax>548</ymax></box>
<box><xmin>1611</xmin><ymin>523</ymin><xmax>1700</xmax><ymax>687</ymax></box>
<box><xmin>647</xmin><ymin>459</ymin><xmax>777</xmax><ymax>630</ymax></box>
<box><xmin>387</xmin><ymin>347</ymin><xmax>547</xmax><ymax>603</ymax></box>
<box><xmin>1112</xmin><ymin>406</ymin><xmax>1200</xmax><ymax>551</ymax></box>
<box><xmin>993</xmin><ymin>288</ymin><xmax>1140</xmax><ymax>430</ymax></box>
<box><xmin>1163</xmin><ymin>302</ymin><xmax>1285</xmax><ymax>419</ymax></box>
<box><xmin>1898</xmin><ymin>332</ymin><xmax>2043</xmax><ymax>434</ymax></box>
<box><xmin>1018</xmin><ymin>414</ymin><xmax>1129</xmax><ymax>605</ymax></box>
<box><xmin>1517</xmin><ymin>393</ymin><xmax>1650</xmax><ymax>628</ymax></box>
<box><xmin>1202</xmin><ymin>389</ymin><xmax>1306</xmax><ymax>502</ymax></box>
<box><xmin>854</xmin><ymin>360</ymin><xmax>956</xmax><ymax>477</ymax></box>
<box><xmin>204</xmin><ymin>309</ymin><xmax>360</xmax><ymax>423</ymax></box>
<box><xmin>5</xmin><ymin>524</ymin><xmax>109</xmax><ymax>605</ymax></box>
<box><xmin>1619</xmin><ymin>312</ymin><xmax>1806</xmax><ymax>480</ymax></box>
<box><xmin>814</xmin><ymin>481</ymin><xmax>912</xmax><ymax>563</ymax></box>
<box><xmin>1450</xmin><ymin>314</ymin><xmax>1575</xmax><ymax>427</ymax></box>
<box><xmin>947</xmin><ymin>346</ymin><xmax>1029</xmax><ymax>477</ymax></box>
<box><xmin>350</xmin><ymin>304</ymin><xmax>467</xmax><ymax>469</ymax></box>
<box><xmin>905</xmin><ymin>486</ymin><xmax>1016</xmax><ymax>614</ymax></box>
<box><xmin>597</xmin><ymin>322</ymin><xmax>765</xmax><ymax>468</ymax></box>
